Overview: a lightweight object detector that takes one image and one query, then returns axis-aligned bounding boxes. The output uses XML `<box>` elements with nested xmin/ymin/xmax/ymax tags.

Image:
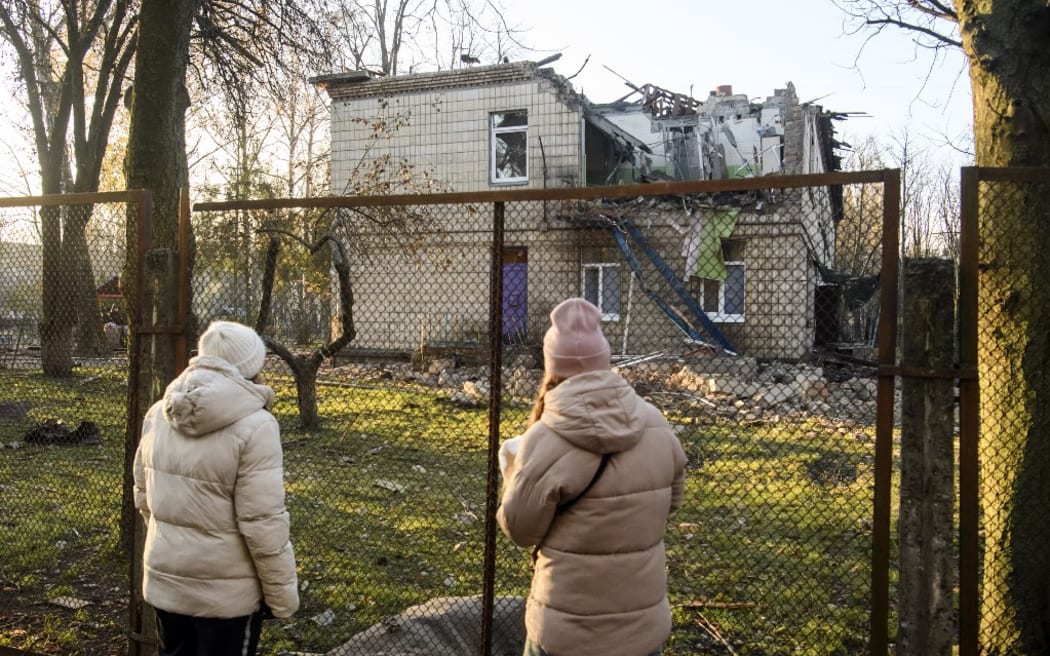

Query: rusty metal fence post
<box><xmin>957</xmin><ymin>166</ymin><xmax>980</xmax><ymax>656</ymax></box>
<box><xmin>871</xmin><ymin>168</ymin><xmax>901</xmax><ymax>655</ymax></box>
<box><xmin>480</xmin><ymin>200</ymin><xmax>506</xmax><ymax>656</ymax></box>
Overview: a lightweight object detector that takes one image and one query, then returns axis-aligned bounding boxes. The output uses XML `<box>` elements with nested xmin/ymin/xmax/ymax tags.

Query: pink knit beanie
<box><xmin>197</xmin><ymin>320</ymin><xmax>267</xmax><ymax>379</ymax></box>
<box><xmin>542</xmin><ymin>298</ymin><xmax>611</xmax><ymax>379</ymax></box>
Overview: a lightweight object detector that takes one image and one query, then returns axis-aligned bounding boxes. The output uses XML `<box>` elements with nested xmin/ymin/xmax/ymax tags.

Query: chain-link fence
<box><xmin>185</xmin><ymin>174</ymin><xmax>892</xmax><ymax>656</ymax></box>
<box><xmin>9</xmin><ymin>171</ymin><xmax>980</xmax><ymax>655</ymax></box>
<box><xmin>0</xmin><ymin>192</ymin><xmax>145</xmax><ymax>655</ymax></box>
<box><xmin>962</xmin><ymin>167</ymin><xmax>1050</xmax><ymax>655</ymax></box>
<box><xmin>12</xmin><ymin>171</ymin><xmax>1050</xmax><ymax>655</ymax></box>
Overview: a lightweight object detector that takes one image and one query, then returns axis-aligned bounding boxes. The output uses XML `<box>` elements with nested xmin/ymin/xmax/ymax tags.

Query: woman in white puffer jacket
<box><xmin>133</xmin><ymin>321</ymin><xmax>298</xmax><ymax>656</ymax></box>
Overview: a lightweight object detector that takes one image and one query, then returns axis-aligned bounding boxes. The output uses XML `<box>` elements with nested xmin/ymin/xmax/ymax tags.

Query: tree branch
<box><xmin>865</xmin><ymin>17</ymin><xmax>961</xmax><ymax>48</ymax></box>
<box><xmin>906</xmin><ymin>0</ymin><xmax>957</xmax><ymax>22</ymax></box>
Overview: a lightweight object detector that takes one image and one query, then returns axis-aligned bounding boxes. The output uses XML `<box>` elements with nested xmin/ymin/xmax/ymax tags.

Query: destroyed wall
<box><xmin>731</xmin><ymin>220</ymin><xmax>817</xmax><ymax>360</ymax></box>
<box><xmin>592</xmin><ymin>82</ymin><xmax>835</xmax><ymax>183</ymax></box>
<box><xmin>590</xmin><ymin>103</ymin><xmax>670</xmax><ymax>175</ymax></box>
<box><xmin>590</xmin><ymin>204</ymin><xmax>818</xmax><ymax>361</ymax></box>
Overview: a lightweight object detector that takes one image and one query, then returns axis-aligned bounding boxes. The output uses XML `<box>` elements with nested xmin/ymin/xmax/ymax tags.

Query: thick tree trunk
<box><xmin>69</xmin><ymin>212</ymin><xmax>104</xmax><ymax>356</ymax></box>
<box><xmin>39</xmin><ymin>204</ymin><xmax>75</xmax><ymax>376</ymax></box>
<box><xmin>124</xmin><ymin>0</ymin><xmax>194</xmax><ymax>398</ymax></box>
<box><xmin>122</xmin><ymin>2</ymin><xmax>196</xmax><ymax>655</ymax></box>
<box><xmin>955</xmin><ymin>1</ymin><xmax>1050</xmax><ymax>651</ymax></box>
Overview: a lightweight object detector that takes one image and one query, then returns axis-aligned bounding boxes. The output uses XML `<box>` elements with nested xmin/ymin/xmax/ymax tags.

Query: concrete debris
<box><xmin>50</xmin><ymin>596</ymin><xmax>91</xmax><ymax>609</ymax></box>
<box><xmin>374</xmin><ymin>480</ymin><xmax>406</xmax><ymax>493</ymax></box>
<box><xmin>325</xmin><ymin>351</ymin><xmax>889</xmax><ymax>426</ymax></box>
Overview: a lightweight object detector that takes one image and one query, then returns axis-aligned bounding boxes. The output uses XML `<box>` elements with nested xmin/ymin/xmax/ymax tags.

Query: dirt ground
<box><xmin>0</xmin><ymin>586</ymin><xmax>125</xmax><ymax>655</ymax></box>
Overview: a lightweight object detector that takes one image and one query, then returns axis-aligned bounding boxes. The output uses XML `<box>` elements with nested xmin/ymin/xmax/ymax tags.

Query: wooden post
<box><xmin>897</xmin><ymin>257</ymin><xmax>957</xmax><ymax>656</ymax></box>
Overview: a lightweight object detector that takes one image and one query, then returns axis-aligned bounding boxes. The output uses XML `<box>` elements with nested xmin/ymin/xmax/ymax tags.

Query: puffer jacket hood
<box><xmin>540</xmin><ymin>370</ymin><xmax>646</xmax><ymax>454</ymax></box>
<box><xmin>163</xmin><ymin>355</ymin><xmax>276</xmax><ymax>436</ymax></box>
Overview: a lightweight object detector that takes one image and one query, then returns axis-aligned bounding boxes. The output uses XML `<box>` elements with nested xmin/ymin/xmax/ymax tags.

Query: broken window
<box><xmin>491</xmin><ymin>110</ymin><xmax>528</xmax><ymax>184</ymax></box>
<box><xmin>690</xmin><ymin>239</ymin><xmax>745</xmax><ymax>322</ymax></box>
<box><xmin>581</xmin><ymin>245</ymin><xmax>621</xmax><ymax>321</ymax></box>
<box><xmin>665</xmin><ymin>126</ymin><xmax>701</xmax><ymax>181</ymax></box>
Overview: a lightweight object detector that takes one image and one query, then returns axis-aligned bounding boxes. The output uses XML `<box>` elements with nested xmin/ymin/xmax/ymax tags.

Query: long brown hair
<box><xmin>528</xmin><ymin>372</ymin><xmax>564</xmax><ymax>426</ymax></box>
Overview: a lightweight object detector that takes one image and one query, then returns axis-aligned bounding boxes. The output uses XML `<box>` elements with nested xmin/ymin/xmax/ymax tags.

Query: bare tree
<box><xmin>885</xmin><ymin>128</ymin><xmax>960</xmax><ymax>258</ymax></box>
<box><xmin>268</xmin><ymin>56</ymin><xmax>333</xmax><ymax>345</ymax></box>
<box><xmin>189</xmin><ymin>32</ymin><xmax>334</xmax><ymax>350</ymax></box>
<box><xmin>831</xmin><ymin>0</ymin><xmax>971</xmax><ymax>153</ymax></box>
<box><xmin>125</xmin><ymin>0</ymin><xmax>332</xmax><ymax>396</ymax></box>
<box><xmin>255</xmin><ymin>225</ymin><xmax>349</xmax><ymax>429</ymax></box>
<box><xmin>328</xmin><ymin>0</ymin><xmax>529</xmax><ymax>75</ymax></box>
<box><xmin>238</xmin><ymin>97</ymin><xmax>448</xmax><ymax>429</ymax></box>
<box><xmin>836</xmin><ymin>136</ymin><xmax>886</xmax><ymax>343</ymax></box>
<box><xmin>832</xmin><ymin>1</ymin><xmax>1050</xmax><ymax>651</ymax></box>
<box><xmin>0</xmin><ymin>0</ymin><xmax>137</xmax><ymax>373</ymax></box>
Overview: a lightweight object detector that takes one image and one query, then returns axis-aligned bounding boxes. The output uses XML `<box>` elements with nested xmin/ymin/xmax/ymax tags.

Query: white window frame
<box><xmin>490</xmin><ymin>110</ymin><xmax>528</xmax><ymax>184</ymax></box>
<box><xmin>694</xmin><ymin>260</ymin><xmax>746</xmax><ymax>323</ymax></box>
<box><xmin>581</xmin><ymin>262</ymin><xmax>621</xmax><ymax>321</ymax></box>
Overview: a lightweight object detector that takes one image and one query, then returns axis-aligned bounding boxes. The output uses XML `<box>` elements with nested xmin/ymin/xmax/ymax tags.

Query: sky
<box><xmin>0</xmin><ymin>0</ymin><xmax>974</xmax><ymax>201</ymax></box>
<box><xmin>504</xmin><ymin>0</ymin><xmax>974</xmax><ymax>165</ymax></box>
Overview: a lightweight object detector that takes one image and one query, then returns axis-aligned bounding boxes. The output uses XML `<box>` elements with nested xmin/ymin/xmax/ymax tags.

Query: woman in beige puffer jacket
<box><xmin>133</xmin><ymin>321</ymin><xmax>298</xmax><ymax>655</ymax></box>
<box><xmin>498</xmin><ymin>299</ymin><xmax>687</xmax><ymax>656</ymax></box>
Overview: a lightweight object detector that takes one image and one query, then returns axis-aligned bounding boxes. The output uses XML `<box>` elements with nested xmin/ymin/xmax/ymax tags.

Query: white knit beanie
<box><xmin>542</xmin><ymin>298</ymin><xmax>611</xmax><ymax>379</ymax></box>
<box><xmin>197</xmin><ymin>321</ymin><xmax>267</xmax><ymax>379</ymax></box>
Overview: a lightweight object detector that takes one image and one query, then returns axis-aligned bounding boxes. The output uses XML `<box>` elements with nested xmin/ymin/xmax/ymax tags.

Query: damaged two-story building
<box><xmin>312</xmin><ymin>58</ymin><xmax>847</xmax><ymax>362</ymax></box>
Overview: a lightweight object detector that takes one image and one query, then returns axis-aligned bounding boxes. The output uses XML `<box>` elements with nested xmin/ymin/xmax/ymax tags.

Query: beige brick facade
<box><xmin>316</xmin><ymin>64</ymin><xmax>838</xmax><ymax>362</ymax></box>
<box><xmin>325</xmin><ymin>64</ymin><xmax>586</xmax><ymax>193</ymax></box>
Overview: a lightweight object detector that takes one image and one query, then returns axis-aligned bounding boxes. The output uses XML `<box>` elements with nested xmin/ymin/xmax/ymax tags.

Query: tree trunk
<box><xmin>69</xmin><ymin>211</ymin><xmax>104</xmax><ymax>356</ymax></box>
<box><xmin>124</xmin><ymin>0</ymin><xmax>194</xmax><ymax>396</ymax></box>
<box><xmin>296</xmin><ymin>360</ymin><xmax>321</xmax><ymax>429</ymax></box>
<box><xmin>122</xmin><ymin>2</ymin><xmax>196</xmax><ymax>655</ymax></box>
<box><xmin>39</xmin><ymin>205</ymin><xmax>75</xmax><ymax>376</ymax></box>
<box><xmin>955</xmin><ymin>1</ymin><xmax>1050</xmax><ymax>651</ymax></box>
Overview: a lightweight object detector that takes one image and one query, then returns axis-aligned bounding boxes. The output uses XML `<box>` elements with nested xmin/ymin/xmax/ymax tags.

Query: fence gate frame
<box><xmin>0</xmin><ymin>171</ymin><xmax>995</xmax><ymax>653</ymax></box>
<box><xmin>191</xmin><ymin>171</ymin><xmax>904</xmax><ymax>655</ymax></box>
<box><xmin>126</xmin><ymin>189</ymin><xmax>196</xmax><ymax>656</ymax></box>
<box><xmin>955</xmin><ymin>166</ymin><xmax>1050</xmax><ymax>656</ymax></box>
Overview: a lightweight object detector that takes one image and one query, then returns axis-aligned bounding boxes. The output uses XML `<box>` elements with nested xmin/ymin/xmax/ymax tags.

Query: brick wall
<box><xmin>328</xmin><ymin>67</ymin><xmax>584</xmax><ymax>193</ymax></box>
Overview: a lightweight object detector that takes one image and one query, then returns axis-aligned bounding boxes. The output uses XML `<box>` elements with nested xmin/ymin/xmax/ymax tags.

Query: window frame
<box><xmin>490</xmin><ymin>110</ymin><xmax>528</xmax><ymax>185</ymax></box>
<box><xmin>692</xmin><ymin>240</ymin><xmax>746</xmax><ymax>323</ymax></box>
<box><xmin>581</xmin><ymin>261</ymin><xmax>621</xmax><ymax>322</ymax></box>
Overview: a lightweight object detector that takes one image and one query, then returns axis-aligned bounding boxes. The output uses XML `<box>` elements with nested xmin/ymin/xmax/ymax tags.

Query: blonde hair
<box><xmin>528</xmin><ymin>372</ymin><xmax>564</xmax><ymax>426</ymax></box>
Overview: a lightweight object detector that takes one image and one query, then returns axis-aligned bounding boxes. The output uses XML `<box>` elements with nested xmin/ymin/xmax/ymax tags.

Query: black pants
<box><xmin>155</xmin><ymin>607</ymin><xmax>264</xmax><ymax>656</ymax></box>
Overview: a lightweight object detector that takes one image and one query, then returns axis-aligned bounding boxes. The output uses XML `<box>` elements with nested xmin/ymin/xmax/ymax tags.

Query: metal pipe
<box><xmin>870</xmin><ymin>168</ymin><xmax>901</xmax><ymax>655</ymax></box>
<box><xmin>957</xmin><ymin>166</ymin><xmax>980</xmax><ymax>656</ymax></box>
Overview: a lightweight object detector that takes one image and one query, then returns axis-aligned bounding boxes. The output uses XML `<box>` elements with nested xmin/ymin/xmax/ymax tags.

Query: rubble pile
<box><xmin>323</xmin><ymin>352</ymin><xmax>883</xmax><ymax>425</ymax></box>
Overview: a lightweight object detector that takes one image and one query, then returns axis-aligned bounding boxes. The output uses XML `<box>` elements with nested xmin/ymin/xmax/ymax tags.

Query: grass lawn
<box><xmin>0</xmin><ymin>366</ymin><xmax>886</xmax><ymax>655</ymax></box>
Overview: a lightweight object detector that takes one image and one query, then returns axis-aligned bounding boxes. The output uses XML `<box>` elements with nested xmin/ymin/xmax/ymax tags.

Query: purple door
<box><xmin>502</xmin><ymin>248</ymin><xmax>528</xmax><ymax>343</ymax></box>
